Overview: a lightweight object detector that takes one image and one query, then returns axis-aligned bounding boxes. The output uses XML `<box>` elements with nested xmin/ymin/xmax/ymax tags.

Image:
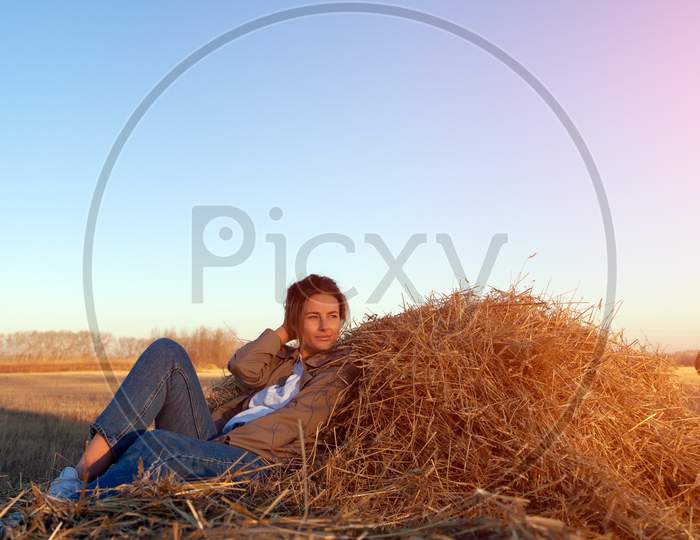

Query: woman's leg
<box><xmin>72</xmin><ymin>429</ymin><xmax>269</xmax><ymax>500</ymax></box>
<box><xmin>77</xmin><ymin>337</ymin><xmax>218</xmax><ymax>482</ymax></box>
<box><xmin>75</xmin><ymin>433</ymin><xmax>112</xmax><ymax>482</ymax></box>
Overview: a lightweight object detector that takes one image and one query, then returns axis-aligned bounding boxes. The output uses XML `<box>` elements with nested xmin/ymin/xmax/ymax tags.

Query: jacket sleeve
<box><xmin>223</xmin><ymin>359</ymin><xmax>360</xmax><ymax>454</ymax></box>
<box><xmin>228</xmin><ymin>328</ymin><xmax>283</xmax><ymax>390</ymax></box>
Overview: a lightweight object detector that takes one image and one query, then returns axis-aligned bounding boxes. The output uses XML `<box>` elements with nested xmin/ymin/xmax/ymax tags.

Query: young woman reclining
<box><xmin>47</xmin><ymin>274</ymin><xmax>359</xmax><ymax>501</ymax></box>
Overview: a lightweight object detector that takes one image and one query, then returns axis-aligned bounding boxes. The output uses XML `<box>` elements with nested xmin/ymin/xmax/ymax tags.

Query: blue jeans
<box><xmin>74</xmin><ymin>338</ymin><xmax>268</xmax><ymax>500</ymax></box>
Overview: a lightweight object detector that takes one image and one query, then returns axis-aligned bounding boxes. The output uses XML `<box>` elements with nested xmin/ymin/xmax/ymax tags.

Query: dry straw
<box><xmin>3</xmin><ymin>285</ymin><xmax>699</xmax><ymax>539</ymax></box>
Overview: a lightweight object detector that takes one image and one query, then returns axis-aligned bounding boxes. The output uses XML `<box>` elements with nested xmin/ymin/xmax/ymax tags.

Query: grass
<box><xmin>672</xmin><ymin>365</ymin><xmax>700</xmax><ymax>385</ymax></box>
<box><xmin>672</xmin><ymin>366</ymin><xmax>700</xmax><ymax>412</ymax></box>
<box><xmin>0</xmin><ymin>369</ymin><xmax>226</xmax><ymax>493</ymax></box>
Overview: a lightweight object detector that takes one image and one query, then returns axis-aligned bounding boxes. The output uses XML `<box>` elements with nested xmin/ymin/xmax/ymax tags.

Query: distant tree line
<box><xmin>150</xmin><ymin>326</ymin><xmax>243</xmax><ymax>368</ymax></box>
<box><xmin>0</xmin><ymin>327</ymin><xmax>242</xmax><ymax>371</ymax></box>
<box><xmin>668</xmin><ymin>349</ymin><xmax>700</xmax><ymax>367</ymax></box>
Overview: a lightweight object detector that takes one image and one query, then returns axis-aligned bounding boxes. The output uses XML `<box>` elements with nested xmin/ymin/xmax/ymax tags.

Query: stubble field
<box><xmin>0</xmin><ymin>369</ymin><xmax>226</xmax><ymax>494</ymax></box>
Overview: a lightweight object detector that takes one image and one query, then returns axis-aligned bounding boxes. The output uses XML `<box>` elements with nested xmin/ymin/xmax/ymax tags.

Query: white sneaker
<box><xmin>46</xmin><ymin>466</ymin><xmax>81</xmax><ymax>501</ymax></box>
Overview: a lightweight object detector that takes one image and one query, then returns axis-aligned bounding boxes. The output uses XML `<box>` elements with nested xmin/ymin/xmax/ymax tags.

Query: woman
<box><xmin>47</xmin><ymin>274</ymin><xmax>359</xmax><ymax>501</ymax></box>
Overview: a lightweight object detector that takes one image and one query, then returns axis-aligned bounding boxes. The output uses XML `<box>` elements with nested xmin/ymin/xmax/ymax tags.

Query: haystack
<box><xmin>3</xmin><ymin>286</ymin><xmax>699</xmax><ymax>539</ymax></box>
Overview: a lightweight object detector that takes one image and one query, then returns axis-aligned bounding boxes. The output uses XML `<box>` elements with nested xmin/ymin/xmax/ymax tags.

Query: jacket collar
<box><xmin>276</xmin><ymin>342</ymin><xmax>346</xmax><ymax>368</ymax></box>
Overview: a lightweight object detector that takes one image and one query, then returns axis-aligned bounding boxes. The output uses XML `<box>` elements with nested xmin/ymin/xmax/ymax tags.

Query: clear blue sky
<box><xmin>2</xmin><ymin>1</ymin><xmax>698</xmax><ymax>351</ymax></box>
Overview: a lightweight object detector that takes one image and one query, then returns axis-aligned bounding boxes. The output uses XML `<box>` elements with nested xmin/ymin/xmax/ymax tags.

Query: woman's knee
<box><xmin>148</xmin><ymin>337</ymin><xmax>186</xmax><ymax>356</ymax></box>
<box><xmin>142</xmin><ymin>337</ymin><xmax>193</xmax><ymax>371</ymax></box>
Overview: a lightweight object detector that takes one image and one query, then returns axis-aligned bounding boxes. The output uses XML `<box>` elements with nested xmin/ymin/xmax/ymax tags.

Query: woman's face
<box><xmin>298</xmin><ymin>293</ymin><xmax>342</xmax><ymax>358</ymax></box>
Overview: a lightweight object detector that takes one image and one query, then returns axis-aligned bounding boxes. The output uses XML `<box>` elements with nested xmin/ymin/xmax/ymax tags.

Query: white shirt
<box><xmin>221</xmin><ymin>352</ymin><xmax>305</xmax><ymax>434</ymax></box>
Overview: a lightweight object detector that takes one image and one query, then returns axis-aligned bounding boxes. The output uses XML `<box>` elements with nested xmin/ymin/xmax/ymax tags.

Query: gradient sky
<box><xmin>2</xmin><ymin>1</ymin><xmax>698</xmax><ymax>351</ymax></box>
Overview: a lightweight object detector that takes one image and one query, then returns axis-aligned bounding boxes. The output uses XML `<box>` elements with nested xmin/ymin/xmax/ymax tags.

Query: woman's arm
<box><xmin>273</xmin><ymin>325</ymin><xmax>289</xmax><ymax>346</ymax></box>
<box><xmin>228</xmin><ymin>326</ymin><xmax>289</xmax><ymax>389</ymax></box>
<box><xmin>220</xmin><ymin>357</ymin><xmax>361</xmax><ymax>456</ymax></box>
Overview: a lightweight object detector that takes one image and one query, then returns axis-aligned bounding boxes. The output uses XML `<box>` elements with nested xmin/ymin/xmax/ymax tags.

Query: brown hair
<box><xmin>283</xmin><ymin>274</ymin><xmax>350</xmax><ymax>344</ymax></box>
